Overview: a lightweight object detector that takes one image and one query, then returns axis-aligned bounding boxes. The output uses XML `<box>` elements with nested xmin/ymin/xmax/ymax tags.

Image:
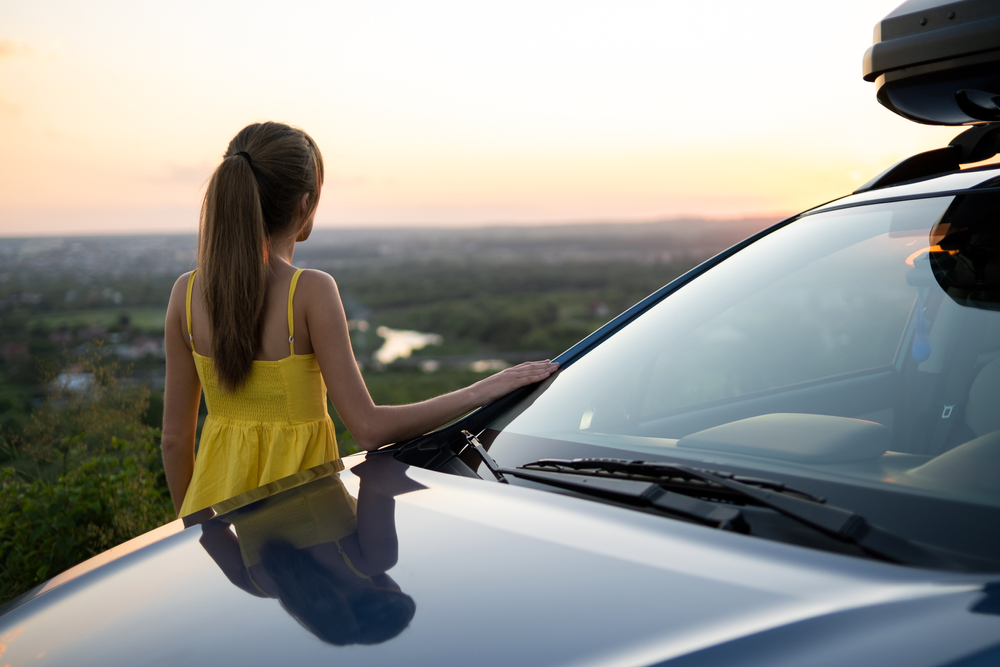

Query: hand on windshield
<box><xmin>473</xmin><ymin>360</ymin><xmax>559</xmax><ymax>405</ymax></box>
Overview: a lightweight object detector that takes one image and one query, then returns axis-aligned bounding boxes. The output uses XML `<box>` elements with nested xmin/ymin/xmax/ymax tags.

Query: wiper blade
<box><xmin>519</xmin><ymin>458</ymin><xmax>958</xmax><ymax>570</ymax></box>
<box><xmin>503</xmin><ymin>466</ymin><xmax>747</xmax><ymax>532</ymax></box>
<box><xmin>460</xmin><ymin>437</ymin><xmax>741</xmax><ymax>530</ymax></box>
<box><xmin>525</xmin><ymin>457</ymin><xmax>826</xmax><ymax>503</ymax></box>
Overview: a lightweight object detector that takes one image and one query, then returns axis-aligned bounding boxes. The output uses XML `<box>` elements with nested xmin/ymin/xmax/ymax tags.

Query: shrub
<box><xmin>0</xmin><ymin>347</ymin><xmax>176</xmax><ymax>607</ymax></box>
<box><xmin>0</xmin><ymin>429</ymin><xmax>174</xmax><ymax>607</ymax></box>
<box><xmin>12</xmin><ymin>351</ymin><xmax>151</xmax><ymax>479</ymax></box>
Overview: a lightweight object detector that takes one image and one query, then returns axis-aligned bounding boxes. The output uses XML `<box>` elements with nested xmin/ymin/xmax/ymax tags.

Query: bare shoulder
<box><xmin>167</xmin><ymin>271</ymin><xmax>195</xmax><ymax>313</ymax></box>
<box><xmin>293</xmin><ymin>268</ymin><xmax>340</xmax><ymax>301</ymax></box>
<box><xmin>172</xmin><ymin>270</ymin><xmax>195</xmax><ymax>290</ymax></box>
<box><xmin>163</xmin><ymin>272</ymin><xmax>196</xmax><ymax>345</ymax></box>
<box><xmin>293</xmin><ymin>269</ymin><xmax>348</xmax><ymax>333</ymax></box>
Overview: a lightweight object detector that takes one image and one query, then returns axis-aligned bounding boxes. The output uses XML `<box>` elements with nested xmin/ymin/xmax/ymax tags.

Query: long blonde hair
<box><xmin>199</xmin><ymin>122</ymin><xmax>323</xmax><ymax>390</ymax></box>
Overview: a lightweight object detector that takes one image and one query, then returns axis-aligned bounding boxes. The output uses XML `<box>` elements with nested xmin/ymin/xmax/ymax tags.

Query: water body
<box><xmin>373</xmin><ymin>326</ymin><xmax>443</xmax><ymax>364</ymax></box>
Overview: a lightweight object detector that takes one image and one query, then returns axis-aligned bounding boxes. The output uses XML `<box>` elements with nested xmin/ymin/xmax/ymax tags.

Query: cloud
<box><xmin>0</xmin><ymin>39</ymin><xmax>33</xmax><ymax>61</ymax></box>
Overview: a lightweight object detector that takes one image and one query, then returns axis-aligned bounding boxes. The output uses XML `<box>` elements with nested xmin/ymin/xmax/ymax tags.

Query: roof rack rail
<box><xmin>855</xmin><ymin>123</ymin><xmax>1000</xmax><ymax>193</ymax></box>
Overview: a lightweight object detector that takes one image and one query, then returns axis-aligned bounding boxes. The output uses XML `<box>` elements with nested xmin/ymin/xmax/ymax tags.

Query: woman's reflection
<box><xmin>198</xmin><ymin>454</ymin><xmax>421</xmax><ymax>645</ymax></box>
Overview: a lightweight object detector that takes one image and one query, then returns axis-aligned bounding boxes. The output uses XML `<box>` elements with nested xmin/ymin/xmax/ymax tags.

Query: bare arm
<box><xmin>300</xmin><ymin>270</ymin><xmax>557</xmax><ymax>451</ymax></box>
<box><xmin>351</xmin><ymin>457</ymin><xmax>400</xmax><ymax>574</ymax></box>
<box><xmin>334</xmin><ymin>454</ymin><xmax>426</xmax><ymax>576</ymax></box>
<box><xmin>199</xmin><ymin>521</ymin><xmax>266</xmax><ymax>597</ymax></box>
<box><xmin>161</xmin><ymin>273</ymin><xmax>203</xmax><ymax>514</ymax></box>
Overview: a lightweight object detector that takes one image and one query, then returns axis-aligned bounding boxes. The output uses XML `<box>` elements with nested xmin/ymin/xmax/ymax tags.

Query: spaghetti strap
<box><xmin>185</xmin><ymin>270</ymin><xmax>198</xmax><ymax>353</ymax></box>
<box><xmin>246</xmin><ymin>569</ymin><xmax>271</xmax><ymax>597</ymax></box>
<box><xmin>335</xmin><ymin>539</ymin><xmax>370</xmax><ymax>579</ymax></box>
<box><xmin>287</xmin><ymin>269</ymin><xmax>304</xmax><ymax>356</ymax></box>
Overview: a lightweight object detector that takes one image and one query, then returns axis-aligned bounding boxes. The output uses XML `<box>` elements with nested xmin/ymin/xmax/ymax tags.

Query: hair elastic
<box><xmin>235</xmin><ymin>151</ymin><xmax>253</xmax><ymax>166</ymax></box>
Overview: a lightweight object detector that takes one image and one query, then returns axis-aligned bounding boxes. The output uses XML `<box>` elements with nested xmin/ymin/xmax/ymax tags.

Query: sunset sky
<box><xmin>0</xmin><ymin>0</ymin><xmax>967</xmax><ymax>236</ymax></box>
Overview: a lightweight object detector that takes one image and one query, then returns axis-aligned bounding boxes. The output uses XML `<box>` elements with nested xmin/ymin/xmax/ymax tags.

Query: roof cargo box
<box><xmin>863</xmin><ymin>0</ymin><xmax>1000</xmax><ymax>125</ymax></box>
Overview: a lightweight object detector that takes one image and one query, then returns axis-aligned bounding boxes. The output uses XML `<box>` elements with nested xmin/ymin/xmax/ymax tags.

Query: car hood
<box><xmin>1</xmin><ymin>454</ymin><xmax>998</xmax><ymax>667</ymax></box>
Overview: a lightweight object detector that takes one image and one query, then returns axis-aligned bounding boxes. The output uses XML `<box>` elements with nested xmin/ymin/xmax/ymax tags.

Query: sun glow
<box><xmin>0</xmin><ymin>1</ymin><xmax>963</xmax><ymax>236</ymax></box>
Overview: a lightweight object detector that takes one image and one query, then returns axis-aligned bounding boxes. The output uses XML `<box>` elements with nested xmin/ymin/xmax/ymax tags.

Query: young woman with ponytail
<box><xmin>161</xmin><ymin>122</ymin><xmax>558</xmax><ymax>516</ymax></box>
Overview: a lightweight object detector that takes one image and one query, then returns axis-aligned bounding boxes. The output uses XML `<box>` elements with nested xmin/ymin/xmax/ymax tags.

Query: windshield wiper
<box><xmin>461</xmin><ymin>430</ymin><xmax>508</xmax><ymax>483</ymax></box>
<box><xmin>511</xmin><ymin>458</ymin><xmax>959</xmax><ymax>570</ymax></box>
<box><xmin>460</xmin><ymin>433</ymin><xmax>744</xmax><ymax>530</ymax></box>
<box><xmin>522</xmin><ymin>457</ymin><xmax>826</xmax><ymax>503</ymax></box>
<box><xmin>503</xmin><ymin>465</ymin><xmax>747</xmax><ymax>531</ymax></box>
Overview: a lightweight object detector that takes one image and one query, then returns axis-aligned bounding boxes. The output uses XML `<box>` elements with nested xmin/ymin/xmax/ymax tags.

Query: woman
<box><xmin>162</xmin><ymin>121</ymin><xmax>557</xmax><ymax>516</ymax></box>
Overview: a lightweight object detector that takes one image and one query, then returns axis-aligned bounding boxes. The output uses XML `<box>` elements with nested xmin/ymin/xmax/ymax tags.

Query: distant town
<box><xmin>0</xmin><ymin>216</ymin><xmax>776</xmax><ymax>450</ymax></box>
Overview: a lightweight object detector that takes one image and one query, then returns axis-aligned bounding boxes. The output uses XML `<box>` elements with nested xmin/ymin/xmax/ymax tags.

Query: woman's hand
<box><xmin>472</xmin><ymin>360</ymin><xmax>559</xmax><ymax>405</ymax></box>
<box><xmin>352</xmin><ymin>453</ymin><xmax>426</xmax><ymax>497</ymax></box>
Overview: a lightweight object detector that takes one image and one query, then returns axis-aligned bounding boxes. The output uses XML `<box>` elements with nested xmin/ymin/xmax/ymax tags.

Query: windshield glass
<box><xmin>483</xmin><ymin>193</ymin><xmax>1000</xmax><ymax>566</ymax></box>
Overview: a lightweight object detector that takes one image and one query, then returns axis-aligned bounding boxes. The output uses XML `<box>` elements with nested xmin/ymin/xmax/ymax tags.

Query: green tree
<box><xmin>0</xmin><ymin>353</ymin><xmax>174</xmax><ymax>607</ymax></box>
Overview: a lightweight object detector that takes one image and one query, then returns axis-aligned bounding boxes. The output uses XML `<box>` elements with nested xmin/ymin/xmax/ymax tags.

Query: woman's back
<box><xmin>179</xmin><ymin>267</ymin><xmax>338</xmax><ymax>516</ymax></box>
<box><xmin>187</xmin><ymin>264</ymin><xmax>316</xmax><ymax>361</ymax></box>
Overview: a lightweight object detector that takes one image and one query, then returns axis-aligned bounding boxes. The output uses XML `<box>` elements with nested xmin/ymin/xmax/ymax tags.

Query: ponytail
<box><xmin>200</xmin><ymin>154</ymin><xmax>269</xmax><ymax>390</ymax></box>
<box><xmin>198</xmin><ymin>122</ymin><xmax>323</xmax><ymax>391</ymax></box>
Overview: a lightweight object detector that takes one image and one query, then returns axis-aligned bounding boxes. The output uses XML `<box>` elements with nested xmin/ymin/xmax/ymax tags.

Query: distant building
<box><xmin>76</xmin><ymin>324</ymin><xmax>108</xmax><ymax>341</ymax></box>
<box><xmin>114</xmin><ymin>336</ymin><xmax>165</xmax><ymax>359</ymax></box>
<box><xmin>1</xmin><ymin>342</ymin><xmax>29</xmax><ymax>359</ymax></box>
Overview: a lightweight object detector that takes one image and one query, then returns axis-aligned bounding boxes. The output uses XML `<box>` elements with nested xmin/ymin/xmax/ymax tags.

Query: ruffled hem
<box><xmin>179</xmin><ymin>416</ymin><xmax>339</xmax><ymax>516</ymax></box>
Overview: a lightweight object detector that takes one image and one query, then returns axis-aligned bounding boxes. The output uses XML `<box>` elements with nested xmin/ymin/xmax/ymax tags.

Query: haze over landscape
<box><xmin>0</xmin><ymin>0</ymin><xmax>970</xmax><ymax>237</ymax></box>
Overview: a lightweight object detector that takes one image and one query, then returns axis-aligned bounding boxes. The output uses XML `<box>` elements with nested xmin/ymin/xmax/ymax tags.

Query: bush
<box><xmin>12</xmin><ymin>351</ymin><xmax>151</xmax><ymax>478</ymax></box>
<box><xmin>0</xmin><ymin>429</ymin><xmax>174</xmax><ymax>607</ymax></box>
<box><xmin>0</xmin><ymin>349</ymin><xmax>176</xmax><ymax>607</ymax></box>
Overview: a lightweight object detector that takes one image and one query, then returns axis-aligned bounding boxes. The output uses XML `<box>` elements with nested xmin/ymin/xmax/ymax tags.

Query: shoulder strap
<box><xmin>287</xmin><ymin>269</ymin><xmax>305</xmax><ymax>355</ymax></box>
<box><xmin>246</xmin><ymin>569</ymin><xmax>274</xmax><ymax>598</ymax></box>
<box><xmin>185</xmin><ymin>270</ymin><xmax>198</xmax><ymax>352</ymax></box>
<box><xmin>335</xmin><ymin>540</ymin><xmax>370</xmax><ymax>579</ymax></box>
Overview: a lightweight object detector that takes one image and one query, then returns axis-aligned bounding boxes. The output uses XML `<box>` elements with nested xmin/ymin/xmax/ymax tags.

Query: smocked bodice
<box><xmin>193</xmin><ymin>352</ymin><xmax>329</xmax><ymax>424</ymax></box>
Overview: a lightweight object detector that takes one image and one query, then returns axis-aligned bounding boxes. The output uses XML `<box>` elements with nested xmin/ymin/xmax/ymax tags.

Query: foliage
<box><xmin>335</xmin><ymin>258</ymin><xmax>695</xmax><ymax>311</ymax></box>
<box><xmin>0</xmin><ymin>430</ymin><xmax>174</xmax><ymax>607</ymax></box>
<box><xmin>0</xmin><ymin>351</ymin><xmax>174</xmax><ymax>608</ymax></box>
<box><xmin>9</xmin><ymin>350</ymin><xmax>150</xmax><ymax>478</ymax></box>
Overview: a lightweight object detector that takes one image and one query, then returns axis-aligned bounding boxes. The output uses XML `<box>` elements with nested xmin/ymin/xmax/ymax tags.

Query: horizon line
<box><xmin>0</xmin><ymin>212</ymin><xmax>792</xmax><ymax>240</ymax></box>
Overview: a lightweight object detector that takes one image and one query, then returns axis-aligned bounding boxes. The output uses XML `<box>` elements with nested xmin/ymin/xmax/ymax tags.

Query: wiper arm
<box><xmin>518</xmin><ymin>458</ymin><xmax>958</xmax><ymax>570</ymax></box>
<box><xmin>461</xmin><ymin>430</ymin><xmax>507</xmax><ymax>483</ymax></box>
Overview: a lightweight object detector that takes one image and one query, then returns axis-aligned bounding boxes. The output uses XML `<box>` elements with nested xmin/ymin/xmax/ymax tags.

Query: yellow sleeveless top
<box><xmin>178</xmin><ymin>268</ymin><xmax>339</xmax><ymax>517</ymax></box>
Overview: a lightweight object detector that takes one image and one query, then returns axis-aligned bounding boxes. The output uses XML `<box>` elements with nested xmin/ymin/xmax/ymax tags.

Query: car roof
<box><xmin>806</xmin><ymin>163</ymin><xmax>1000</xmax><ymax>216</ymax></box>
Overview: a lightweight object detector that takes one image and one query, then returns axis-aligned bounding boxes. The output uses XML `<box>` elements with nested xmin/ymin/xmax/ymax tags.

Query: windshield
<box><xmin>483</xmin><ymin>192</ymin><xmax>1000</xmax><ymax>566</ymax></box>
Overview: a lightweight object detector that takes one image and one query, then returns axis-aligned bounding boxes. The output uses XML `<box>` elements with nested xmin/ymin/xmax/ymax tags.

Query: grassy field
<box><xmin>29</xmin><ymin>307</ymin><xmax>166</xmax><ymax>332</ymax></box>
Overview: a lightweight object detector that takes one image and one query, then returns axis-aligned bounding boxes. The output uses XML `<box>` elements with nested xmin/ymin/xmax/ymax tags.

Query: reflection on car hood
<box><xmin>1</xmin><ymin>455</ymin><xmax>998</xmax><ymax>667</ymax></box>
